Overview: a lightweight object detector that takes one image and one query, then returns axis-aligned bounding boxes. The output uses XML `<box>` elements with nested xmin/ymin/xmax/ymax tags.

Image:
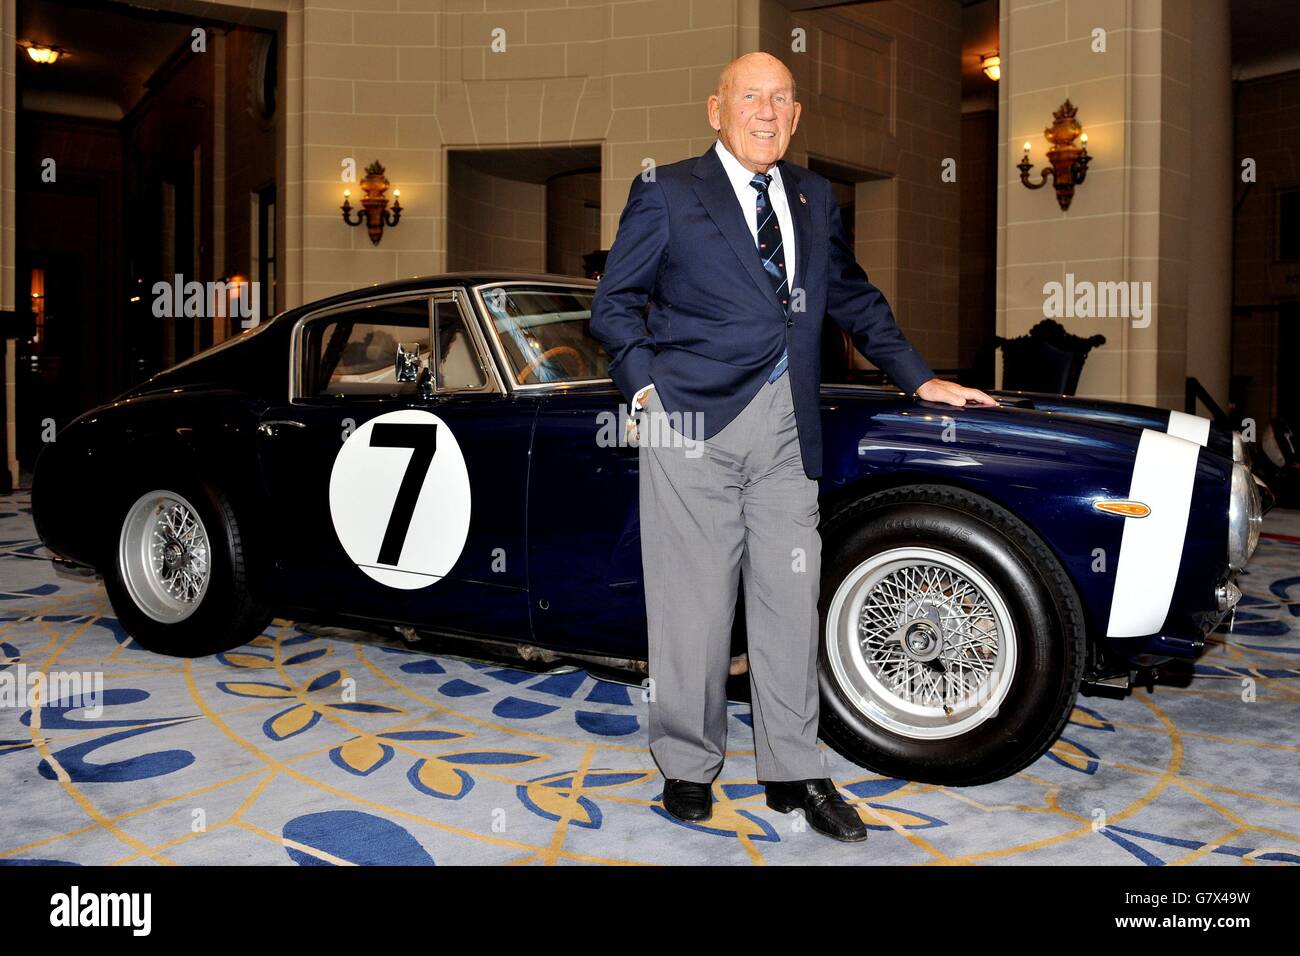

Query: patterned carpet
<box><xmin>1</xmin><ymin>489</ymin><xmax>1297</xmax><ymax>866</ymax></box>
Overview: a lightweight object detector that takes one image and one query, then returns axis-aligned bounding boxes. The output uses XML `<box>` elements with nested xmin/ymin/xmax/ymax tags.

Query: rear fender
<box><xmin>33</xmin><ymin>390</ymin><xmax>278</xmax><ymax>604</ymax></box>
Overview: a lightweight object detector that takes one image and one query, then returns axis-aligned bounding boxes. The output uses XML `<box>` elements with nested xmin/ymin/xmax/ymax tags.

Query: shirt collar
<box><xmin>713</xmin><ymin>138</ymin><xmax>783</xmax><ymax>192</ymax></box>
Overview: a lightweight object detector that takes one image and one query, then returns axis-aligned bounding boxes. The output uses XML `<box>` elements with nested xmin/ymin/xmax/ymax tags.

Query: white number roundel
<box><xmin>328</xmin><ymin>409</ymin><xmax>472</xmax><ymax>589</ymax></box>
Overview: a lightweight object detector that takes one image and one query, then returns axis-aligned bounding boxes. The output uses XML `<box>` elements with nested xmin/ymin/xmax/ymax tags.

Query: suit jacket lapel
<box><xmin>777</xmin><ymin>159</ymin><xmax>811</xmax><ymax>301</ymax></box>
<box><xmin>691</xmin><ymin>146</ymin><xmax>787</xmax><ymax>320</ymax></box>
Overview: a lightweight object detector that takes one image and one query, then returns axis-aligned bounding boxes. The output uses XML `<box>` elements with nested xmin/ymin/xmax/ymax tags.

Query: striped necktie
<box><xmin>750</xmin><ymin>172</ymin><xmax>789</xmax><ymax>383</ymax></box>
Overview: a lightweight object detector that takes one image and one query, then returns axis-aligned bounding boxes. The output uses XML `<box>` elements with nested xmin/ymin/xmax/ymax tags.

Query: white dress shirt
<box><xmin>711</xmin><ymin>137</ymin><xmax>796</xmax><ymax>287</ymax></box>
<box><xmin>632</xmin><ymin>138</ymin><xmax>796</xmax><ymax>410</ymax></box>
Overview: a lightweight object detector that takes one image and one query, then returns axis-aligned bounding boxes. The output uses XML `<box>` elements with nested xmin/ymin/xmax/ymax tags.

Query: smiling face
<box><xmin>707</xmin><ymin>53</ymin><xmax>801</xmax><ymax>174</ymax></box>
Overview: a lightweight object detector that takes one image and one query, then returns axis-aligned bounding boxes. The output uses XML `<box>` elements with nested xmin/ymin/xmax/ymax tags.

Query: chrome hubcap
<box><xmin>825</xmin><ymin>546</ymin><xmax>1016</xmax><ymax>740</ymax></box>
<box><xmin>119</xmin><ymin>490</ymin><xmax>211</xmax><ymax>623</ymax></box>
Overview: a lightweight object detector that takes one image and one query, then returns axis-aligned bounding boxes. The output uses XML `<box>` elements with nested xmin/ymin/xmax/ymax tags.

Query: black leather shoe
<box><xmin>765</xmin><ymin>778</ymin><xmax>868</xmax><ymax>842</ymax></box>
<box><xmin>662</xmin><ymin>778</ymin><xmax>712</xmax><ymax>822</ymax></box>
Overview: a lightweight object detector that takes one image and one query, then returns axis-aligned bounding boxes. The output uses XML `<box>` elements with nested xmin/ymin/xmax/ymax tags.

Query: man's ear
<box><xmin>707</xmin><ymin>95</ymin><xmax>721</xmax><ymax>132</ymax></box>
<box><xmin>790</xmin><ymin>100</ymin><xmax>802</xmax><ymax>137</ymax></box>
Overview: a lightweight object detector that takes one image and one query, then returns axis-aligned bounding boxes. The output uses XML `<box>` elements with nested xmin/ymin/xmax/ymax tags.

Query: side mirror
<box><xmin>396</xmin><ymin>341</ymin><xmax>435</xmax><ymax>399</ymax></box>
<box><xmin>395</xmin><ymin>341</ymin><xmax>421</xmax><ymax>382</ymax></box>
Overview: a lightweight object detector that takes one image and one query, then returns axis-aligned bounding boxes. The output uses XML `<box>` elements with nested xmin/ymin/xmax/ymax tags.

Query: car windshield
<box><xmin>477</xmin><ymin>283</ymin><xmax>610</xmax><ymax>385</ymax></box>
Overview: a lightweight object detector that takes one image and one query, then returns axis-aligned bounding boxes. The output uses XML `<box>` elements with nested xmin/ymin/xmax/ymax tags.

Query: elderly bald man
<box><xmin>591</xmin><ymin>52</ymin><xmax>993</xmax><ymax>843</ymax></box>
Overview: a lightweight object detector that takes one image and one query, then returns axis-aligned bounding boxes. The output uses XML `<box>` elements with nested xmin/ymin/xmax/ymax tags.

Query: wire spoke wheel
<box><xmin>118</xmin><ymin>490</ymin><xmax>212</xmax><ymax>624</ymax></box>
<box><xmin>825</xmin><ymin>546</ymin><xmax>1016</xmax><ymax>740</ymax></box>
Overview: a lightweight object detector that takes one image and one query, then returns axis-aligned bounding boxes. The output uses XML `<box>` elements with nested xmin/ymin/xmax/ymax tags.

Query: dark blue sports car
<box><xmin>31</xmin><ymin>273</ymin><xmax>1268</xmax><ymax>784</ymax></box>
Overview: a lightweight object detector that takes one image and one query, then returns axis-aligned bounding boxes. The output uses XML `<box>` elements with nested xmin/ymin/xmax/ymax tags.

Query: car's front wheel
<box><xmin>103</xmin><ymin>478</ymin><xmax>272</xmax><ymax>657</ymax></box>
<box><xmin>817</xmin><ymin>485</ymin><xmax>1085</xmax><ymax>786</ymax></box>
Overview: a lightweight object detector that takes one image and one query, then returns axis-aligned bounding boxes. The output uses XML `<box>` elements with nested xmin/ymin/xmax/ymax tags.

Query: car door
<box><xmin>527</xmin><ymin>387</ymin><xmax>647</xmax><ymax>659</ymax></box>
<box><xmin>255</xmin><ymin>289</ymin><xmax>535</xmax><ymax>640</ymax></box>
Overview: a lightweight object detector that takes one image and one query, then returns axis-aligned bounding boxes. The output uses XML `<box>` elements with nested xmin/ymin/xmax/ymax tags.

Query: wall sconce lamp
<box><xmin>980</xmin><ymin>53</ymin><xmax>1000</xmax><ymax>81</ymax></box>
<box><xmin>342</xmin><ymin>160</ymin><xmax>402</xmax><ymax>245</ymax></box>
<box><xmin>1018</xmin><ymin>99</ymin><xmax>1091</xmax><ymax>211</ymax></box>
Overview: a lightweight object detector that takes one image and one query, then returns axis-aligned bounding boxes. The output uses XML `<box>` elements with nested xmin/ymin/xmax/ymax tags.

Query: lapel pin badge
<box><xmin>799</xmin><ymin>192</ymin><xmax>806</xmax><ymax>204</ymax></box>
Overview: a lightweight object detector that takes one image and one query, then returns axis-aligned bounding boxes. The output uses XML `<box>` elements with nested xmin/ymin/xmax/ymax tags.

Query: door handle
<box><xmin>258</xmin><ymin>419</ymin><xmax>307</xmax><ymax>438</ymax></box>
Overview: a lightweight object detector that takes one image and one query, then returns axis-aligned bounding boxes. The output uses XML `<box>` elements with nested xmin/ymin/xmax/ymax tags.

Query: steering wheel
<box><xmin>515</xmin><ymin>345</ymin><xmax>590</xmax><ymax>384</ymax></box>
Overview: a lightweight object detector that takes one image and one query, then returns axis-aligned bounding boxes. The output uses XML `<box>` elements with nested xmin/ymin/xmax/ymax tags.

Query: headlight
<box><xmin>1232</xmin><ymin>430</ymin><xmax>1247</xmax><ymax>464</ymax></box>
<box><xmin>1228</xmin><ymin>462</ymin><xmax>1262</xmax><ymax>569</ymax></box>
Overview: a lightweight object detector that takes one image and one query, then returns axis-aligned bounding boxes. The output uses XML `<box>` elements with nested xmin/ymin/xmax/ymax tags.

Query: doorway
<box><xmin>446</xmin><ymin>145</ymin><xmax>601</xmax><ymax>277</ymax></box>
<box><xmin>8</xmin><ymin>0</ymin><xmax>282</xmax><ymax>485</ymax></box>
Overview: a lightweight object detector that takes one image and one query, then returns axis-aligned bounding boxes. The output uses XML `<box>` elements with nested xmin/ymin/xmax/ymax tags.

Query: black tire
<box><xmin>816</xmin><ymin>484</ymin><xmax>1086</xmax><ymax>786</ymax></box>
<box><xmin>101</xmin><ymin>473</ymin><xmax>273</xmax><ymax>658</ymax></box>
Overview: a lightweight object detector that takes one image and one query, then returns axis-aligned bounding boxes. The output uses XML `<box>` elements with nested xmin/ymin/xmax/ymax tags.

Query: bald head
<box><xmin>707</xmin><ymin>52</ymin><xmax>801</xmax><ymax>174</ymax></box>
<box><xmin>714</xmin><ymin>52</ymin><xmax>796</xmax><ymax>101</ymax></box>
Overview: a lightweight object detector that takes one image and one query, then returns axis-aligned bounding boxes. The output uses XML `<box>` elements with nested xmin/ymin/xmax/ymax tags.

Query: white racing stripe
<box><xmin>1167</xmin><ymin>410</ymin><xmax>1211</xmax><ymax>446</ymax></box>
<box><xmin>1106</xmin><ymin>429</ymin><xmax>1201</xmax><ymax>638</ymax></box>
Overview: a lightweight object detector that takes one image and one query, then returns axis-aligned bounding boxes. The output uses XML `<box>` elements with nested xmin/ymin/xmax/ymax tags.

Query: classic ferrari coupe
<box><xmin>31</xmin><ymin>272</ymin><xmax>1267</xmax><ymax>785</ymax></box>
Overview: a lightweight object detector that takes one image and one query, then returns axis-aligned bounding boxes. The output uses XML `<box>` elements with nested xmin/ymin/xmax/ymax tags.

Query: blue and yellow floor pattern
<box><xmin>1</xmin><ymin>490</ymin><xmax>1297</xmax><ymax>865</ymax></box>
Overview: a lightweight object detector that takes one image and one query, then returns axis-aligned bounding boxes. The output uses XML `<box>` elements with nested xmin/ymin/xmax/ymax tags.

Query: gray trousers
<box><xmin>638</xmin><ymin>372</ymin><xmax>828</xmax><ymax>783</ymax></box>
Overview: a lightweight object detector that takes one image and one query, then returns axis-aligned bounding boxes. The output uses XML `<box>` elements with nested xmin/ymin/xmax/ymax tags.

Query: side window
<box><xmin>433</xmin><ymin>298</ymin><xmax>488</xmax><ymax>391</ymax></box>
<box><xmin>299</xmin><ymin>298</ymin><xmax>432</xmax><ymax>398</ymax></box>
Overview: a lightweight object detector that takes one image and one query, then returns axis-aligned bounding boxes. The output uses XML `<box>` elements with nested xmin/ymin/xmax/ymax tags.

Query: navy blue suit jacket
<box><xmin>590</xmin><ymin>144</ymin><xmax>935</xmax><ymax>480</ymax></box>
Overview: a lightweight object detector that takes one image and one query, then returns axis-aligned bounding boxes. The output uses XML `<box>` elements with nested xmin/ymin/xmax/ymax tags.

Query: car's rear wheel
<box><xmin>103</xmin><ymin>477</ymin><xmax>272</xmax><ymax>657</ymax></box>
<box><xmin>817</xmin><ymin>485</ymin><xmax>1085</xmax><ymax>786</ymax></box>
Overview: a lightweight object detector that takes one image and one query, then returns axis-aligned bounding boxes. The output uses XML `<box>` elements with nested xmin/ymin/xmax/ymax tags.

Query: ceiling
<box><xmin>450</xmin><ymin>145</ymin><xmax>601</xmax><ymax>183</ymax></box>
<box><xmin>953</xmin><ymin>0</ymin><xmax>1300</xmax><ymax>108</ymax></box>
<box><xmin>1231</xmin><ymin>0</ymin><xmax>1300</xmax><ymax>80</ymax></box>
<box><xmin>17</xmin><ymin>0</ymin><xmax>1300</xmax><ymax>124</ymax></box>
<box><xmin>15</xmin><ymin>0</ymin><xmax>265</xmax><ymax>120</ymax></box>
<box><xmin>18</xmin><ymin>0</ymin><xmax>195</xmax><ymax>119</ymax></box>
<box><xmin>960</xmin><ymin>0</ymin><xmax>999</xmax><ymax>110</ymax></box>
